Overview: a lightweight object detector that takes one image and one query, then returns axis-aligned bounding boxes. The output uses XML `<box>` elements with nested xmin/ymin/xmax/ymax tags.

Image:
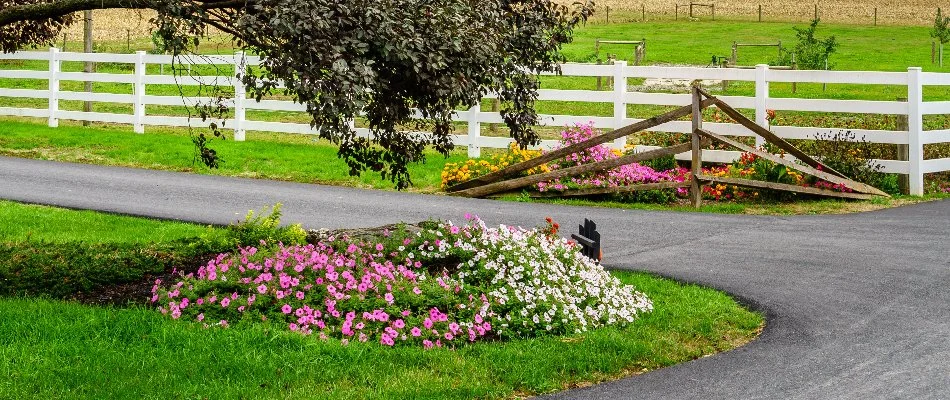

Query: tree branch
<box><xmin>0</xmin><ymin>0</ymin><xmax>250</xmax><ymax>27</ymax></box>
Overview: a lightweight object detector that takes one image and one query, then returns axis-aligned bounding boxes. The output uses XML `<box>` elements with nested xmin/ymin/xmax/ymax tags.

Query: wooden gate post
<box><xmin>896</xmin><ymin>97</ymin><xmax>909</xmax><ymax>194</ymax></box>
<box><xmin>690</xmin><ymin>86</ymin><xmax>704</xmax><ymax>207</ymax></box>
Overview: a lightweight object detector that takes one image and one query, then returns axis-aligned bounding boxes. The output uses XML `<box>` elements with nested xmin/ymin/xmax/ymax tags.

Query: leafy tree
<box><xmin>0</xmin><ymin>0</ymin><xmax>594</xmax><ymax>189</ymax></box>
<box><xmin>932</xmin><ymin>8</ymin><xmax>950</xmax><ymax>66</ymax></box>
<box><xmin>776</xmin><ymin>18</ymin><xmax>838</xmax><ymax>70</ymax></box>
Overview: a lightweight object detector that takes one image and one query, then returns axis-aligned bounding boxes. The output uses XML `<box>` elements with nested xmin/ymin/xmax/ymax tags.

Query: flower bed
<box><xmin>153</xmin><ymin>216</ymin><xmax>653</xmax><ymax>348</ymax></box>
<box><xmin>441</xmin><ymin>122</ymin><xmax>879</xmax><ymax>201</ymax></box>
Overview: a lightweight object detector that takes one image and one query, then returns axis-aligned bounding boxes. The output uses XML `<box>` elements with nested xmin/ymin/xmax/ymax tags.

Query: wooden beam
<box><xmin>452</xmin><ymin>141</ymin><xmax>704</xmax><ymax>198</ymax></box>
<box><xmin>512</xmin><ymin>181</ymin><xmax>690</xmax><ymax>198</ymax></box>
<box><xmin>690</xmin><ymin>86</ymin><xmax>703</xmax><ymax>207</ymax></box>
<box><xmin>695</xmin><ymin>129</ymin><xmax>889</xmax><ymax>197</ymax></box>
<box><xmin>697</xmin><ymin>175</ymin><xmax>880</xmax><ymax>200</ymax></box>
<box><xmin>695</xmin><ymin>87</ymin><xmax>849</xmax><ymax>180</ymax></box>
<box><xmin>446</xmin><ymin>99</ymin><xmax>716</xmax><ymax>193</ymax></box>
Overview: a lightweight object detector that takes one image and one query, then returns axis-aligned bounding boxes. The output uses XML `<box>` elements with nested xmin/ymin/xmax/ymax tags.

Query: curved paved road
<box><xmin>2</xmin><ymin>155</ymin><xmax>949</xmax><ymax>399</ymax></box>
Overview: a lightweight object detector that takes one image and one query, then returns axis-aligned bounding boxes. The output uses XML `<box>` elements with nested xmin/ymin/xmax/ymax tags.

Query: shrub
<box><xmin>0</xmin><ymin>204</ymin><xmax>305</xmax><ymax>301</ymax></box>
<box><xmin>802</xmin><ymin>130</ymin><xmax>901</xmax><ymax>195</ymax></box>
<box><xmin>775</xmin><ymin>18</ymin><xmax>838</xmax><ymax>70</ymax></box>
<box><xmin>441</xmin><ymin>143</ymin><xmax>548</xmax><ymax>189</ymax></box>
<box><xmin>152</xmin><ymin>216</ymin><xmax>653</xmax><ymax>348</ymax></box>
<box><xmin>538</xmin><ymin>124</ymin><xmax>671</xmax><ymax>192</ymax></box>
<box><xmin>0</xmin><ymin>242</ymin><xmax>186</xmax><ymax>298</ymax></box>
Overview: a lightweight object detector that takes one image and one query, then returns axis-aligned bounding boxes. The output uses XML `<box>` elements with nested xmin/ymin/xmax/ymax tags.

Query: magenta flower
<box><xmin>281</xmin><ymin>304</ymin><xmax>293</xmax><ymax>314</ymax></box>
<box><xmin>220</xmin><ymin>298</ymin><xmax>230</xmax><ymax>308</ymax></box>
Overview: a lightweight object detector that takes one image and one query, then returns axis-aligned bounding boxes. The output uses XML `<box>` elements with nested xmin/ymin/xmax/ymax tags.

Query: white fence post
<box><xmin>47</xmin><ymin>47</ymin><xmax>60</xmax><ymax>128</ymax></box>
<box><xmin>133</xmin><ymin>51</ymin><xmax>146</xmax><ymax>134</ymax></box>
<box><xmin>754</xmin><ymin>64</ymin><xmax>769</xmax><ymax>148</ymax></box>
<box><xmin>907</xmin><ymin>67</ymin><xmax>924</xmax><ymax>195</ymax></box>
<box><xmin>232</xmin><ymin>51</ymin><xmax>247</xmax><ymax>141</ymax></box>
<box><xmin>467</xmin><ymin>103</ymin><xmax>481</xmax><ymax>158</ymax></box>
<box><xmin>613</xmin><ymin>60</ymin><xmax>628</xmax><ymax>150</ymax></box>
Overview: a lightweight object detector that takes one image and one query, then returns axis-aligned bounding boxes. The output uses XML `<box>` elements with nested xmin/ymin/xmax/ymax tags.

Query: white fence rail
<box><xmin>1</xmin><ymin>48</ymin><xmax>949</xmax><ymax>194</ymax></box>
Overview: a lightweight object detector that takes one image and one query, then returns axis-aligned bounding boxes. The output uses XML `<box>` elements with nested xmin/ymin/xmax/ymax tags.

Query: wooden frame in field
<box><xmin>447</xmin><ymin>86</ymin><xmax>890</xmax><ymax>205</ymax></box>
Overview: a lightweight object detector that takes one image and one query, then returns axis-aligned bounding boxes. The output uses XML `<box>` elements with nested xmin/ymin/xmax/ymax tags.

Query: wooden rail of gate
<box><xmin>448</xmin><ymin>85</ymin><xmax>890</xmax><ymax>205</ymax></box>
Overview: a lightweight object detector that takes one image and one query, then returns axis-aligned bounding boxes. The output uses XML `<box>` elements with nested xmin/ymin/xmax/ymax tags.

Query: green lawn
<box><xmin>0</xmin><ymin>118</ymin><xmax>462</xmax><ymax>192</ymax></box>
<box><xmin>0</xmin><ymin>200</ymin><xmax>763</xmax><ymax>399</ymax></box>
<box><xmin>0</xmin><ymin>200</ymin><xmax>218</xmax><ymax>244</ymax></box>
<box><xmin>0</xmin><ymin>270</ymin><xmax>762</xmax><ymax>399</ymax></box>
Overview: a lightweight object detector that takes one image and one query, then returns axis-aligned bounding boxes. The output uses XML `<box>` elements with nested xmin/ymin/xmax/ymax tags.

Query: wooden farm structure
<box><xmin>447</xmin><ymin>86</ymin><xmax>889</xmax><ymax>206</ymax></box>
<box><xmin>675</xmin><ymin>2</ymin><xmax>715</xmax><ymax>21</ymax></box>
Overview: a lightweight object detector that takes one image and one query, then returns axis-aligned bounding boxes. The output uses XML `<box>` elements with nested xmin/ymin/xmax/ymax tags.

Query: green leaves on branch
<box><xmin>776</xmin><ymin>18</ymin><xmax>838</xmax><ymax>70</ymax></box>
<box><xmin>932</xmin><ymin>8</ymin><xmax>950</xmax><ymax>45</ymax></box>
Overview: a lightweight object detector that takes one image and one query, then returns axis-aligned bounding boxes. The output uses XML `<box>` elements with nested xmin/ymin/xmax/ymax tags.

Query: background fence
<box><xmin>1</xmin><ymin>49</ymin><xmax>949</xmax><ymax>195</ymax></box>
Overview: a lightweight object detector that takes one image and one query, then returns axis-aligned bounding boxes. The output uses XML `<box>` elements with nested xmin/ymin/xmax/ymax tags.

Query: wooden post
<box><xmin>907</xmin><ymin>67</ymin><xmax>924</xmax><ymax>195</ymax></box>
<box><xmin>48</xmin><ymin>47</ymin><xmax>60</xmax><ymax>128</ymax></box>
<box><xmin>489</xmin><ymin>98</ymin><xmax>499</xmax><ymax>133</ymax></box>
<box><xmin>675</xmin><ymin>5</ymin><xmax>678</xmax><ymax>20</ymax></box>
<box><xmin>642</xmin><ymin>4</ymin><xmax>645</xmax><ymax>22</ymax></box>
<box><xmin>689</xmin><ymin>3</ymin><xmax>694</xmax><ymax>18</ymax></box>
<box><xmin>791</xmin><ymin>53</ymin><xmax>797</xmax><ymax>94</ymax></box>
<box><xmin>613</xmin><ymin>60</ymin><xmax>628</xmax><ymax>150</ymax></box>
<box><xmin>823</xmin><ymin>57</ymin><xmax>828</xmax><ymax>91</ymax></box>
<box><xmin>814</xmin><ymin>4</ymin><xmax>818</xmax><ymax>20</ymax></box>
<box><xmin>759</xmin><ymin>4</ymin><xmax>762</xmax><ymax>22</ymax></box>
<box><xmin>596</xmin><ymin>58</ymin><xmax>603</xmax><ymax>91</ymax></box>
<box><xmin>132</xmin><ymin>51</ymin><xmax>146</xmax><ymax>134</ymax></box>
<box><xmin>467</xmin><ymin>103</ymin><xmax>481</xmax><ymax>158</ymax></box>
<box><xmin>83</xmin><ymin>10</ymin><xmax>93</xmax><ymax>126</ymax></box>
<box><xmin>712</xmin><ymin>4</ymin><xmax>715</xmax><ymax>20</ymax></box>
<box><xmin>896</xmin><ymin>97</ymin><xmax>909</xmax><ymax>194</ymax></box>
<box><xmin>690</xmin><ymin>86</ymin><xmax>703</xmax><ymax>208</ymax></box>
<box><xmin>874</xmin><ymin>8</ymin><xmax>877</xmax><ymax>26</ymax></box>
<box><xmin>731</xmin><ymin>41</ymin><xmax>737</xmax><ymax>64</ymax></box>
<box><xmin>233</xmin><ymin>51</ymin><xmax>247</xmax><ymax>141</ymax></box>
<box><xmin>606</xmin><ymin>6</ymin><xmax>610</xmax><ymax>23</ymax></box>
<box><xmin>754</xmin><ymin>64</ymin><xmax>769</xmax><ymax>148</ymax></box>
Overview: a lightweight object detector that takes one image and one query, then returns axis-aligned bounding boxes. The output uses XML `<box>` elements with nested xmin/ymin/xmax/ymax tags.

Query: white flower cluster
<box><xmin>415</xmin><ymin>217</ymin><xmax>653</xmax><ymax>338</ymax></box>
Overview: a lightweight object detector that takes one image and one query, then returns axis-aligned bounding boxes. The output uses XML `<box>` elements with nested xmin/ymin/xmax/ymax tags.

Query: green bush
<box><xmin>0</xmin><ymin>204</ymin><xmax>307</xmax><ymax>301</ymax></box>
<box><xmin>0</xmin><ymin>242</ymin><xmax>186</xmax><ymax>298</ymax></box>
<box><xmin>802</xmin><ymin>130</ymin><xmax>901</xmax><ymax>195</ymax></box>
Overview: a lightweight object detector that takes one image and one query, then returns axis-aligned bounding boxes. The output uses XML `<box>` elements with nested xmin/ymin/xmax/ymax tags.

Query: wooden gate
<box><xmin>447</xmin><ymin>86</ymin><xmax>889</xmax><ymax>206</ymax></box>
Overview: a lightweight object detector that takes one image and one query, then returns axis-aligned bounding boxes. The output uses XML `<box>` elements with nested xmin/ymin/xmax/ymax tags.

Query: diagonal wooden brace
<box><xmin>696</xmin><ymin>129</ymin><xmax>889</xmax><ymax>197</ymax></box>
<box><xmin>451</xmin><ymin>140</ymin><xmax>707</xmax><ymax>198</ymax></box>
<box><xmin>447</xmin><ymin>98</ymin><xmax>716</xmax><ymax>193</ymax></box>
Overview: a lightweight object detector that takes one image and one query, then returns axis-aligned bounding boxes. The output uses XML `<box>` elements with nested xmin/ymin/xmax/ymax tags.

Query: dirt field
<box><xmin>567</xmin><ymin>0</ymin><xmax>942</xmax><ymax>26</ymax></box>
<box><xmin>61</xmin><ymin>1</ymin><xmax>942</xmax><ymax>44</ymax></box>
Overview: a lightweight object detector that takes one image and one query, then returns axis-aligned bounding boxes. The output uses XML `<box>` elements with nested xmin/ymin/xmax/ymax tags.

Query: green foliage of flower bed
<box><xmin>0</xmin><ymin>203</ymin><xmax>306</xmax><ymax>301</ymax></box>
<box><xmin>0</xmin><ymin>270</ymin><xmax>761</xmax><ymax>399</ymax></box>
<box><xmin>154</xmin><ymin>217</ymin><xmax>654</xmax><ymax>348</ymax></box>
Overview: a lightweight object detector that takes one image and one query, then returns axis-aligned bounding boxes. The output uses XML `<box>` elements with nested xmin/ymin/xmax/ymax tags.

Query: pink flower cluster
<box><xmin>538</xmin><ymin>123</ymin><xmax>671</xmax><ymax>192</ymax></box>
<box><xmin>153</xmin><ymin>236</ymin><xmax>494</xmax><ymax>349</ymax></box>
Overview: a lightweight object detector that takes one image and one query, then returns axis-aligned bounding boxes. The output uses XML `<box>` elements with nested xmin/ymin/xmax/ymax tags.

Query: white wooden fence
<box><xmin>1</xmin><ymin>48</ymin><xmax>949</xmax><ymax>194</ymax></box>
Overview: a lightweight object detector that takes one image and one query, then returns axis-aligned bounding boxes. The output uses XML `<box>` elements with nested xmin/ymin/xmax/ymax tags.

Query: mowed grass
<box><xmin>0</xmin><ymin>200</ymin><xmax>218</xmax><ymax>244</ymax></box>
<box><xmin>0</xmin><ymin>200</ymin><xmax>763</xmax><ymax>398</ymax></box>
<box><xmin>0</xmin><ymin>271</ymin><xmax>762</xmax><ymax>399</ymax></box>
<box><xmin>0</xmin><ymin>118</ymin><xmax>464</xmax><ymax>192</ymax></box>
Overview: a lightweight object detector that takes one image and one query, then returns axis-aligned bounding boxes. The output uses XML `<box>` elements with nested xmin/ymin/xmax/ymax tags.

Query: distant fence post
<box><xmin>467</xmin><ymin>103</ymin><xmax>481</xmax><ymax>158</ymax></box>
<box><xmin>754</xmin><ymin>64</ymin><xmax>769</xmax><ymax>147</ymax></box>
<box><xmin>896</xmin><ymin>97</ymin><xmax>909</xmax><ymax>194</ymax></box>
<box><xmin>233</xmin><ymin>51</ymin><xmax>247</xmax><ymax>141</ymax></box>
<box><xmin>133</xmin><ymin>51</ymin><xmax>146</xmax><ymax>134</ymax></box>
<box><xmin>47</xmin><ymin>47</ymin><xmax>60</xmax><ymax>128</ymax></box>
<box><xmin>613</xmin><ymin>60</ymin><xmax>628</xmax><ymax>150</ymax></box>
<box><xmin>907</xmin><ymin>67</ymin><xmax>924</xmax><ymax>195</ymax></box>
